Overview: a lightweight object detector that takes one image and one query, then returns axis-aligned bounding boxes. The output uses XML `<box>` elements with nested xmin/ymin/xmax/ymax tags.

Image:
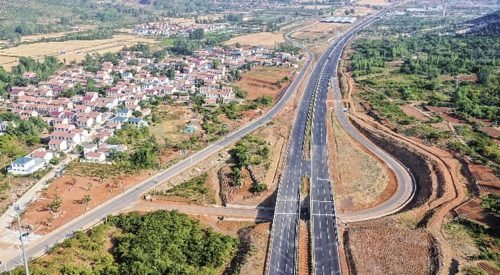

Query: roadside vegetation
<box><xmin>229</xmin><ymin>135</ymin><xmax>270</xmax><ymax>193</ymax></box>
<box><xmin>160</xmin><ymin>173</ymin><xmax>215</xmax><ymax>205</ymax></box>
<box><xmin>7</xmin><ymin>210</ymin><xmax>239</xmax><ymax>275</ymax></box>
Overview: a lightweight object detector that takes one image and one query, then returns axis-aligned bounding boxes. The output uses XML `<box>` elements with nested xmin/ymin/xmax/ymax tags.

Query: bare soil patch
<box><xmin>20</xmin><ymin>167</ymin><xmax>154</xmax><ymax>235</ymax></box>
<box><xmin>236</xmin><ymin>66</ymin><xmax>296</xmax><ymax>100</ymax></box>
<box><xmin>224</xmin><ymin>32</ymin><xmax>285</xmax><ymax>47</ymax></box>
<box><xmin>238</xmin><ymin>222</ymin><xmax>270</xmax><ymax>275</ymax></box>
<box><xmin>345</xmin><ymin>226</ymin><xmax>437</xmax><ymax>275</ymax></box>
<box><xmin>399</xmin><ymin>105</ymin><xmax>430</xmax><ymax>122</ymax></box>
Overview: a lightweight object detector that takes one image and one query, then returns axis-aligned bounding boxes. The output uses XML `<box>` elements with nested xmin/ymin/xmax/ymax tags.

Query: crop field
<box><xmin>356</xmin><ymin>0</ymin><xmax>391</xmax><ymax>6</ymax></box>
<box><xmin>345</xmin><ymin>227</ymin><xmax>437</xmax><ymax>275</ymax></box>
<box><xmin>0</xmin><ymin>34</ymin><xmax>156</xmax><ymax>69</ymax></box>
<box><xmin>333</xmin><ymin>7</ymin><xmax>376</xmax><ymax>17</ymax></box>
<box><xmin>224</xmin><ymin>32</ymin><xmax>285</xmax><ymax>47</ymax></box>
<box><xmin>19</xmin><ymin>31</ymin><xmax>76</xmax><ymax>43</ymax></box>
<box><xmin>0</xmin><ymin>56</ymin><xmax>18</xmax><ymax>69</ymax></box>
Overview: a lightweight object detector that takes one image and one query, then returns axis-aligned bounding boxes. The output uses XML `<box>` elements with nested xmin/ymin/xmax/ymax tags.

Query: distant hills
<box><xmin>464</xmin><ymin>10</ymin><xmax>500</xmax><ymax>35</ymax></box>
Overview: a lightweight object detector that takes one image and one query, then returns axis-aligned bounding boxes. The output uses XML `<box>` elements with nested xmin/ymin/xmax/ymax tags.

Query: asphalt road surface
<box><xmin>268</xmin><ymin>14</ymin><xmax>387</xmax><ymax>275</ymax></box>
<box><xmin>5</xmin><ymin>35</ymin><xmax>315</xmax><ymax>271</ymax></box>
<box><xmin>309</xmin><ymin>4</ymin><xmax>415</xmax><ymax>275</ymax></box>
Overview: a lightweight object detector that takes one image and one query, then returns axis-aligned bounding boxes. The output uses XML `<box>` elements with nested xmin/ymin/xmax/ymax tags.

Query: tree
<box><xmin>81</xmin><ymin>194</ymin><xmax>92</xmax><ymax>206</ymax></box>
<box><xmin>75</xmin><ymin>144</ymin><xmax>84</xmax><ymax>155</ymax></box>
<box><xmin>476</xmin><ymin>67</ymin><xmax>491</xmax><ymax>85</ymax></box>
<box><xmin>235</xmin><ymin>42</ymin><xmax>241</xmax><ymax>48</ymax></box>
<box><xmin>48</xmin><ymin>196</ymin><xmax>62</xmax><ymax>214</ymax></box>
<box><xmin>188</xmin><ymin>28</ymin><xmax>204</xmax><ymax>40</ymax></box>
<box><xmin>133</xmin><ymin>110</ymin><xmax>143</xmax><ymax>117</ymax></box>
<box><xmin>213</xmin><ymin>59</ymin><xmax>221</xmax><ymax>69</ymax></box>
<box><xmin>60</xmin><ymin>17</ymin><xmax>71</xmax><ymax>25</ymax></box>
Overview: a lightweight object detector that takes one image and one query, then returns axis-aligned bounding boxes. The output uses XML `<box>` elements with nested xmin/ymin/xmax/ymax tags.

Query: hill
<box><xmin>464</xmin><ymin>10</ymin><xmax>500</xmax><ymax>35</ymax></box>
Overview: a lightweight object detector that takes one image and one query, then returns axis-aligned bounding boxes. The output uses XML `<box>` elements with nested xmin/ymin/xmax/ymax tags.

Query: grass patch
<box><xmin>163</xmin><ymin>173</ymin><xmax>214</xmax><ymax>204</ymax></box>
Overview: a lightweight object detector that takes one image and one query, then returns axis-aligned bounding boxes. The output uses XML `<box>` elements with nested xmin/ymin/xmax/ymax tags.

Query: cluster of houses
<box><xmin>132</xmin><ymin>21</ymin><xmax>227</xmax><ymax>37</ymax></box>
<box><xmin>5</xmin><ymin>44</ymin><xmax>301</xmax><ymax>175</ymax></box>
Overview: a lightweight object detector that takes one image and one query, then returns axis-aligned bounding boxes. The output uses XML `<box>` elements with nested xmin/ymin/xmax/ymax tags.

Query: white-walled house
<box><xmin>9</xmin><ymin>157</ymin><xmax>45</xmax><ymax>175</ymax></box>
<box><xmin>50</xmin><ymin>132</ymin><xmax>81</xmax><ymax>147</ymax></box>
<box><xmin>31</xmin><ymin>149</ymin><xmax>54</xmax><ymax>164</ymax></box>
<box><xmin>49</xmin><ymin>139</ymin><xmax>68</xmax><ymax>151</ymax></box>
<box><xmin>85</xmin><ymin>152</ymin><xmax>106</xmax><ymax>163</ymax></box>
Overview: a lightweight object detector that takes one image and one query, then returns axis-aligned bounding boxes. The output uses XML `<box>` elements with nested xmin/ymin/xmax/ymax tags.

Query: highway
<box><xmin>5</xmin><ymin>35</ymin><xmax>315</xmax><ymax>270</ymax></box>
<box><xmin>267</xmin><ymin>13</ymin><xmax>387</xmax><ymax>275</ymax></box>
<box><xmin>309</xmin><ymin>4</ymin><xmax>416</xmax><ymax>275</ymax></box>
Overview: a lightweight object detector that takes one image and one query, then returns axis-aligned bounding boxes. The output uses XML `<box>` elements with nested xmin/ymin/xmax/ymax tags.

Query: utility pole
<box><xmin>14</xmin><ymin>204</ymin><xmax>30</xmax><ymax>275</ymax></box>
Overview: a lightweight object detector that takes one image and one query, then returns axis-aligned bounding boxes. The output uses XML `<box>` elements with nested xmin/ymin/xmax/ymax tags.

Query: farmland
<box><xmin>224</xmin><ymin>32</ymin><xmax>285</xmax><ymax>47</ymax></box>
<box><xmin>356</xmin><ymin>0</ymin><xmax>391</xmax><ymax>6</ymax></box>
<box><xmin>0</xmin><ymin>34</ymin><xmax>157</xmax><ymax>70</ymax></box>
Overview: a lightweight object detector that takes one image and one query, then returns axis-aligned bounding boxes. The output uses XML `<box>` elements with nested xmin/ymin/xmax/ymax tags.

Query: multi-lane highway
<box><xmin>308</xmin><ymin>15</ymin><xmax>384</xmax><ymax>275</ymax></box>
<box><xmin>269</xmin><ymin>4</ymin><xmax>415</xmax><ymax>275</ymax></box>
<box><xmin>4</xmin><ymin>36</ymin><xmax>315</xmax><ymax>271</ymax></box>
<box><xmin>310</xmin><ymin>6</ymin><xmax>416</xmax><ymax>275</ymax></box>
<box><xmin>267</xmin><ymin>15</ymin><xmax>380</xmax><ymax>275</ymax></box>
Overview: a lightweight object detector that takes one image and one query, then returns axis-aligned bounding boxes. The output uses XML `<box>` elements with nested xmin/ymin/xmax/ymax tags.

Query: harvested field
<box><xmin>0</xmin><ymin>56</ymin><xmax>20</xmax><ymax>70</ymax></box>
<box><xmin>224</xmin><ymin>32</ymin><xmax>285</xmax><ymax>47</ymax></box>
<box><xmin>333</xmin><ymin>7</ymin><xmax>375</xmax><ymax>17</ymax></box>
<box><xmin>356</xmin><ymin>0</ymin><xmax>391</xmax><ymax>6</ymax></box>
<box><xmin>301</xmin><ymin>22</ymin><xmax>344</xmax><ymax>33</ymax></box>
<box><xmin>20</xmin><ymin>31</ymin><xmax>76</xmax><ymax>43</ymax></box>
<box><xmin>399</xmin><ymin>105</ymin><xmax>430</xmax><ymax>122</ymax></box>
<box><xmin>345</xmin><ymin>227</ymin><xmax>437</xmax><ymax>275</ymax></box>
<box><xmin>0</xmin><ymin>34</ymin><xmax>156</xmax><ymax>67</ymax></box>
<box><xmin>455</xmin><ymin>199</ymin><xmax>500</xmax><ymax>228</ymax></box>
<box><xmin>329</xmin><ymin>113</ymin><xmax>391</xmax><ymax>212</ymax></box>
<box><xmin>291</xmin><ymin>32</ymin><xmax>325</xmax><ymax>40</ymax></box>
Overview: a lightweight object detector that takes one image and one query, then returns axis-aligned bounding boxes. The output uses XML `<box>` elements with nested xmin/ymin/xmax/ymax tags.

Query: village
<box><xmin>132</xmin><ymin>21</ymin><xmax>228</xmax><ymax>37</ymax></box>
<box><xmin>4</xmin><ymin>44</ymin><xmax>301</xmax><ymax>176</ymax></box>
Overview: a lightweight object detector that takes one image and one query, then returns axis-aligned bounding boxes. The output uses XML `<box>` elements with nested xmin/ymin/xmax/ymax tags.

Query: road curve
<box><xmin>327</xmin><ymin>11</ymin><xmax>416</xmax><ymax>223</ymax></box>
<box><xmin>4</xmin><ymin>35</ymin><xmax>315</xmax><ymax>270</ymax></box>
